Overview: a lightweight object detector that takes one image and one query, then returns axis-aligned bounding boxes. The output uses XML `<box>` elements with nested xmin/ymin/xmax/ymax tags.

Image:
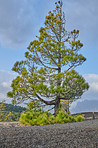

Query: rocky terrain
<box><xmin>0</xmin><ymin>119</ymin><xmax>98</xmax><ymax>148</ymax></box>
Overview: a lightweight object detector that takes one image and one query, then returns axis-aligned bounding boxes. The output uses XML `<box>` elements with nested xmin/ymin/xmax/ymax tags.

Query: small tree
<box><xmin>0</xmin><ymin>102</ymin><xmax>6</xmax><ymax>121</ymax></box>
<box><xmin>8</xmin><ymin>1</ymin><xmax>89</xmax><ymax>114</ymax></box>
<box><xmin>0</xmin><ymin>102</ymin><xmax>16</xmax><ymax>121</ymax></box>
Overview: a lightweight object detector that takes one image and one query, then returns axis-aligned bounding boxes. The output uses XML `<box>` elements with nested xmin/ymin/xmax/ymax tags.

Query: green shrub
<box><xmin>63</xmin><ymin>117</ymin><xmax>70</xmax><ymax>123</ymax></box>
<box><xmin>76</xmin><ymin>115</ymin><xmax>85</xmax><ymax>122</ymax></box>
<box><xmin>19</xmin><ymin>107</ymin><xmax>85</xmax><ymax>126</ymax></box>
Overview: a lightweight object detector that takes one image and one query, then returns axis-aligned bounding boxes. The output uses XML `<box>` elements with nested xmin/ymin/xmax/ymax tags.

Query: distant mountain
<box><xmin>0</xmin><ymin>102</ymin><xmax>26</xmax><ymax>113</ymax></box>
<box><xmin>71</xmin><ymin>100</ymin><xmax>98</xmax><ymax>113</ymax></box>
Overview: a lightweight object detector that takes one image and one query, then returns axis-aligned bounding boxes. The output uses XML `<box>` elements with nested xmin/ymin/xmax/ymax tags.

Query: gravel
<box><xmin>0</xmin><ymin>119</ymin><xmax>98</xmax><ymax>148</ymax></box>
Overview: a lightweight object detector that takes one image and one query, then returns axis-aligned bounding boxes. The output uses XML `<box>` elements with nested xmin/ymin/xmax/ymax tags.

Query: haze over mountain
<box><xmin>70</xmin><ymin>100</ymin><xmax>98</xmax><ymax>113</ymax></box>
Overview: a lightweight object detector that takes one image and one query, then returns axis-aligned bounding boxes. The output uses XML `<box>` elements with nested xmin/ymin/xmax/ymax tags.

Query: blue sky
<box><xmin>0</xmin><ymin>0</ymin><xmax>98</xmax><ymax>113</ymax></box>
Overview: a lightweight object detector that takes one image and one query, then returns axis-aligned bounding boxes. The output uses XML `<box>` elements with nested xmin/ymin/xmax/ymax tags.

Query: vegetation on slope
<box><xmin>0</xmin><ymin>102</ymin><xmax>26</xmax><ymax>121</ymax></box>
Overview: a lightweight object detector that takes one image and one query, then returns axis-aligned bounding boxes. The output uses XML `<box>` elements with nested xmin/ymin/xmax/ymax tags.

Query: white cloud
<box><xmin>0</xmin><ymin>70</ymin><xmax>17</xmax><ymax>103</ymax></box>
<box><xmin>70</xmin><ymin>74</ymin><xmax>98</xmax><ymax>112</ymax></box>
<box><xmin>83</xmin><ymin>74</ymin><xmax>98</xmax><ymax>94</ymax></box>
<box><xmin>1</xmin><ymin>82</ymin><xmax>10</xmax><ymax>88</ymax></box>
<box><xmin>0</xmin><ymin>93</ymin><xmax>5</xmax><ymax>100</ymax></box>
<box><xmin>84</xmin><ymin>74</ymin><xmax>98</xmax><ymax>83</ymax></box>
<box><xmin>90</xmin><ymin>82</ymin><xmax>98</xmax><ymax>92</ymax></box>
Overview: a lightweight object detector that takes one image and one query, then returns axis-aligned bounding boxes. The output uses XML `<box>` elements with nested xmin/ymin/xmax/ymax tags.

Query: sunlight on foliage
<box><xmin>19</xmin><ymin>102</ymin><xmax>84</xmax><ymax>126</ymax></box>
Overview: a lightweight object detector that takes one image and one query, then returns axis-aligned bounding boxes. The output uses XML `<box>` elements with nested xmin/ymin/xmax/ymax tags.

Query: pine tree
<box><xmin>7</xmin><ymin>1</ymin><xmax>89</xmax><ymax>114</ymax></box>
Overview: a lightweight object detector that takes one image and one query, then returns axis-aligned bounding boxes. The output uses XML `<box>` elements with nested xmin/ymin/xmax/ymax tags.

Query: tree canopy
<box><xmin>7</xmin><ymin>0</ymin><xmax>89</xmax><ymax>114</ymax></box>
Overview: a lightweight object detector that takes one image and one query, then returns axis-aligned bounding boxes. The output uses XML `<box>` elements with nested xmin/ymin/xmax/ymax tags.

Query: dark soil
<box><xmin>0</xmin><ymin>119</ymin><xmax>98</xmax><ymax>148</ymax></box>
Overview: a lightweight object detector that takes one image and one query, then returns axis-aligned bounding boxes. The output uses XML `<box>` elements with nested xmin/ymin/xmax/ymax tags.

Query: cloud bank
<box><xmin>0</xmin><ymin>0</ymin><xmax>40</xmax><ymax>48</ymax></box>
<box><xmin>63</xmin><ymin>0</ymin><xmax>98</xmax><ymax>51</ymax></box>
<box><xmin>0</xmin><ymin>0</ymin><xmax>98</xmax><ymax>49</ymax></box>
<box><xmin>0</xmin><ymin>70</ymin><xmax>16</xmax><ymax>103</ymax></box>
<box><xmin>70</xmin><ymin>74</ymin><xmax>98</xmax><ymax>113</ymax></box>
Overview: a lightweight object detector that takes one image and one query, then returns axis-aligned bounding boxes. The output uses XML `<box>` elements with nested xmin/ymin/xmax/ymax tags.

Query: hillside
<box><xmin>0</xmin><ymin>102</ymin><xmax>26</xmax><ymax>113</ymax></box>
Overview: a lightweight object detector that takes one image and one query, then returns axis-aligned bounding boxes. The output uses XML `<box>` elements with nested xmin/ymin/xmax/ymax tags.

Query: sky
<box><xmin>0</xmin><ymin>0</ymin><xmax>98</xmax><ymax>113</ymax></box>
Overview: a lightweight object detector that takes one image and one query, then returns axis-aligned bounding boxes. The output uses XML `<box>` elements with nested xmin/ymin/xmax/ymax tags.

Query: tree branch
<box><xmin>36</xmin><ymin>93</ymin><xmax>56</xmax><ymax>105</ymax></box>
<box><xmin>45</xmin><ymin>46</ymin><xmax>58</xmax><ymax>66</ymax></box>
<box><xmin>35</xmin><ymin>50</ymin><xmax>58</xmax><ymax>70</ymax></box>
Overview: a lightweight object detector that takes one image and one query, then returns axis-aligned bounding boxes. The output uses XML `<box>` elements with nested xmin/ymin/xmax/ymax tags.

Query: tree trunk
<box><xmin>54</xmin><ymin>96</ymin><xmax>60</xmax><ymax>115</ymax></box>
<box><xmin>54</xmin><ymin>4</ymin><xmax>62</xmax><ymax>116</ymax></box>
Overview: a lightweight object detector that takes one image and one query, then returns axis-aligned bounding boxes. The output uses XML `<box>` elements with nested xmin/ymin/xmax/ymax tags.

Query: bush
<box><xmin>19</xmin><ymin>108</ymin><xmax>85</xmax><ymax>126</ymax></box>
<box><xmin>76</xmin><ymin>115</ymin><xmax>85</xmax><ymax>122</ymax></box>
